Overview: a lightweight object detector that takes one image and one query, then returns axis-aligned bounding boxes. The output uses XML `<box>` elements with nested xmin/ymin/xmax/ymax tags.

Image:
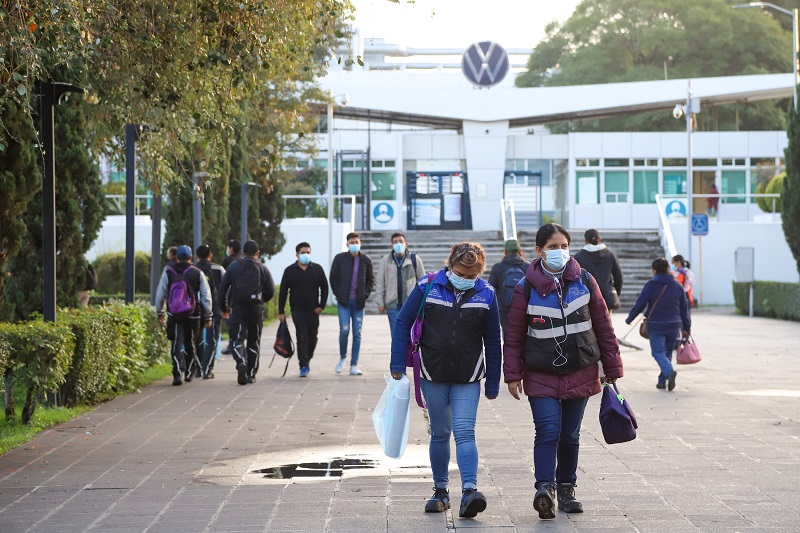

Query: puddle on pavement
<box><xmin>252</xmin><ymin>457</ymin><xmax>380</xmax><ymax>479</ymax></box>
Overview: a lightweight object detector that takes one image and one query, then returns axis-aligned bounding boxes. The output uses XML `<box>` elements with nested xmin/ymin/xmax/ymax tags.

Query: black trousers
<box><xmin>229</xmin><ymin>306</ymin><xmax>263</xmax><ymax>378</ymax></box>
<box><xmin>166</xmin><ymin>315</ymin><xmax>201</xmax><ymax>378</ymax></box>
<box><xmin>196</xmin><ymin>314</ymin><xmax>222</xmax><ymax>376</ymax></box>
<box><xmin>292</xmin><ymin>310</ymin><xmax>320</xmax><ymax>369</ymax></box>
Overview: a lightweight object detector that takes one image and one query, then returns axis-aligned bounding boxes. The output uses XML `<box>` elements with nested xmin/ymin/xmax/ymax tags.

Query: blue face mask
<box><xmin>298</xmin><ymin>253</ymin><xmax>311</xmax><ymax>265</ymax></box>
<box><xmin>670</xmin><ymin>264</ymin><xmax>678</xmax><ymax>272</ymax></box>
<box><xmin>349</xmin><ymin>243</ymin><xmax>361</xmax><ymax>254</ymax></box>
<box><xmin>449</xmin><ymin>272</ymin><xmax>476</xmax><ymax>291</ymax></box>
<box><xmin>392</xmin><ymin>242</ymin><xmax>406</xmax><ymax>255</ymax></box>
<box><xmin>543</xmin><ymin>249</ymin><xmax>570</xmax><ymax>271</ymax></box>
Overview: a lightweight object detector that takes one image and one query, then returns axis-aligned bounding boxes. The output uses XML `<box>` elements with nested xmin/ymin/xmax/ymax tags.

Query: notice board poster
<box><xmin>413</xmin><ymin>198</ymin><xmax>441</xmax><ymax>226</ymax></box>
<box><xmin>443</xmin><ymin>194</ymin><xmax>462</xmax><ymax>222</ymax></box>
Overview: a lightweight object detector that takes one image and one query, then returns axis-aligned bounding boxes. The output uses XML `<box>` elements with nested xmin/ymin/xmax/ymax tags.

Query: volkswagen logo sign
<box><xmin>462</xmin><ymin>41</ymin><xmax>509</xmax><ymax>87</ymax></box>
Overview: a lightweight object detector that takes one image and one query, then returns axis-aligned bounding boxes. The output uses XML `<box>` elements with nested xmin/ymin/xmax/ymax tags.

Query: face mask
<box><xmin>392</xmin><ymin>242</ymin><xmax>406</xmax><ymax>255</ymax></box>
<box><xmin>449</xmin><ymin>272</ymin><xmax>476</xmax><ymax>291</ymax></box>
<box><xmin>543</xmin><ymin>249</ymin><xmax>570</xmax><ymax>270</ymax></box>
<box><xmin>349</xmin><ymin>243</ymin><xmax>361</xmax><ymax>254</ymax></box>
<box><xmin>299</xmin><ymin>253</ymin><xmax>311</xmax><ymax>265</ymax></box>
<box><xmin>670</xmin><ymin>264</ymin><xmax>678</xmax><ymax>272</ymax></box>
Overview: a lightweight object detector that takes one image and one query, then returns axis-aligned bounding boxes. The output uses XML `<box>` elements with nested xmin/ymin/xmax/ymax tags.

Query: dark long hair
<box><xmin>672</xmin><ymin>254</ymin><xmax>691</xmax><ymax>269</ymax></box>
<box><xmin>535</xmin><ymin>223</ymin><xmax>571</xmax><ymax>249</ymax></box>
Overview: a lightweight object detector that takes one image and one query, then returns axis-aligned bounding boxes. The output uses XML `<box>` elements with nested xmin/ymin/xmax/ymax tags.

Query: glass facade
<box><xmin>633</xmin><ymin>171</ymin><xmax>659</xmax><ymax>204</ymax></box>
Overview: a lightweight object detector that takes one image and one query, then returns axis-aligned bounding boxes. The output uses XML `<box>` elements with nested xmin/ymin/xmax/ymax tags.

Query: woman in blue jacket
<box><xmin>626</xmin><ymin>257</ymin><xmax>691</xmax><ymax>391</ymax></box>
<box><xmin>390</xmin><ymin>242</ymin><xmax>502</xmax><ymax>519</ymax></box>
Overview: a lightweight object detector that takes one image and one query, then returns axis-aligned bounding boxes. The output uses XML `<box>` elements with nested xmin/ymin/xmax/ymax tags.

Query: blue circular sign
<box><xmin>373</xmin><ymin>202</ymin><xmax>394</xmax><ymax>223</ymax></box>
<box><xmin>665</xmin><ymin>200</ymin><xmax>687</xmax><ymax>218</ymax></box>
<box><xmin>462</xmin><ymin>41</ymin><xmax>509</xmax><ymax>87</ymax></box>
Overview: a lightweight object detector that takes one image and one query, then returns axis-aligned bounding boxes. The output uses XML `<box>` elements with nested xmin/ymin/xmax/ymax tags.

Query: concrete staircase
<box><xmin>358</xmin><ymin>229</ymin><xmax>664</xmax><ymax>313</ymax></box>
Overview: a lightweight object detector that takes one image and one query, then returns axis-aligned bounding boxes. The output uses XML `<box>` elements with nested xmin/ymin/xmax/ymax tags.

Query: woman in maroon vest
<box><xmin>503</xmin><ymin>223</ymin><xmax>624</xmax><ymax>520</ymax></box>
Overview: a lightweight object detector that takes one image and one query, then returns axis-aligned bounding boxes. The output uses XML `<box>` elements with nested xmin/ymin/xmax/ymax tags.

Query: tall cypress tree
<box><xmin>5</xmin><ymin>94</ymin><xmax>105</xmax><ymax>319</ymax></box>
<box><xmin>0</xmin><ymin>95</ymin><xmax>41</xmax><ymax>319</ymax></box>
<box><xmin>783</xmin><ymin>100</ymin><xmax>800</xmax><ymax>275</ymax></box>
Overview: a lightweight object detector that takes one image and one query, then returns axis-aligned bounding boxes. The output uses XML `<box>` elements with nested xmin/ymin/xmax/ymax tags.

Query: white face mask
<box><xmin>543</xmin><ymin>249</ymin><xmax>570</xmax><ymax>270</ymax></box>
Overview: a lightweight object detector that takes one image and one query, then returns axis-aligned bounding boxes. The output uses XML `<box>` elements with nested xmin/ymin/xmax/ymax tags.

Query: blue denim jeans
<box><xmin>648</xmin><ymin>323</ymin><xmax>680</xmax><ymax>387</ymax></box>
<box><xmin>337</xmin><ymin>299</ymin><xmax>363</xmax><ymax>365</ymax></box>
<box><xmin>528</xmin><ymin>396</ymin><xmax>590</xmax><ymax>488</ymax></box>
<box><xmin>386</xmin><ymin>308</ymin><xmax>401</xmax><ymax>338</ymax></box>
<box><xmin>420</xmin><ymin>379</ymin><xmax>481</xmax><ymax>491</ymax></box>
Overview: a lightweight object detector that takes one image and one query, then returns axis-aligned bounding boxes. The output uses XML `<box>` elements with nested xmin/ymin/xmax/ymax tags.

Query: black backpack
<box><xmin>502</xmin><ymin>266</ymin><xmax>525</xmax><ymax>308</ymax></box>
<box><xmin>269</xmin><ymin>321</ymin><xmax>295</xmax><ymax>377</ymax></box>
<box><xmin>232</xmin><ymin>259</ymin><xmax>262</xmax><ymax>307</ymax></box>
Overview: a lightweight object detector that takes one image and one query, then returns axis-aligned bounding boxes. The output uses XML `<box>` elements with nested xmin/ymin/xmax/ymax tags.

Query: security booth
<box><xmin>406</xmin><ymin>171</ymin><xmax>472</xmax><ymax>230</ymax></box>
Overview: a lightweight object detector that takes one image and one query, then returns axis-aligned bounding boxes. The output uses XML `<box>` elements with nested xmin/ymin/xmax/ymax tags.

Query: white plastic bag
<box><xmin>372</xmin><ymin>374</ymin><xmax>410</xmax><ymax>459</ymax></box>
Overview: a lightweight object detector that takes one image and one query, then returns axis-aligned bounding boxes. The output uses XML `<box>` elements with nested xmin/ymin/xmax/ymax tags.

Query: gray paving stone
<box><xmin>0</xmin><ymin>310</ymin><xmax>797</xmax><ymax>532</ymax></box>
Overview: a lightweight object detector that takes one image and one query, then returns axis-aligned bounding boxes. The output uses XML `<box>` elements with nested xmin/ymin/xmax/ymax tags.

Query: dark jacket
<box><xmin>503</xmin><ymin>257</ymin><xmax>623</xmax><ymax>400</ymax></box>
<box><xmin>278</xmin><ymin>262</ymin><xmax>329</xmax><ymax>314</ymax></box>
<box><xmin>390</xmin><ymin>269</ymin><xmax>502</xmax><ymax>397</ymax></box>
<box><xmin>573</xmin><ymin>246</ymin><xmax>623</xmax><ymax>310</ymax></box>
<box><xmin>218</xmin><ymin>256</ymin><xmax>276</xmax><ymax>312</ymax></box>
<box><xmin>625</xmin><ymin>273</ymin><xmax>691</xmax><ymax>332</ymax></box>
<box><xmin>196</xmin><ymin>259</ymin><xmax>226</xmax><ymax>316</ymax></box>
<box><xmin>221</xmin><ymin>252</ymin><xmax>243</xmax><ymax>270</ymax></box>
<box><xmin>487</xmin><ymin>254</ymin><xmax>530</xmax><ymax>313</ymax></box>
<box><xmin>329</xmin><ymin>251</ymin><xmax>375</xmax><ymax>309</ymax></box>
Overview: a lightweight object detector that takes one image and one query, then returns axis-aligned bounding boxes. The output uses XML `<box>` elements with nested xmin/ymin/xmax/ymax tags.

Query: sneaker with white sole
<box><xmin>349</xmin><ymin>365</ymin><xmax>362</xmax><ymax>376</ymax></box>
<box><xmin>335</xmin><ymin>358</ymin><xmax>345</xmax><ymax>373</ymax></box>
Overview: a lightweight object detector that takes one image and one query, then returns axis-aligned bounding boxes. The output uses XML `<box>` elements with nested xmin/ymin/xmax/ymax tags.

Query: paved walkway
<box><xmin>0</xmin><ymin>308</ymin><xmax>799</xmax><ymax>532</ymax></box>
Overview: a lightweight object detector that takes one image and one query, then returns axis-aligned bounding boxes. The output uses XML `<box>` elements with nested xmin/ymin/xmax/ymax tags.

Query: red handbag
<box><xmin>676</xmin><ymin>335</ymin><xmax>701</xmax><ymax>364</ymax></box>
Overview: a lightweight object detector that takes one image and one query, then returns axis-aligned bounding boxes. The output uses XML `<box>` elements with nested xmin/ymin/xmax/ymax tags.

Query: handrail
<box><xmin>500</xmin><ymin>199</ymin><xmax>517</xmax><ymax>241</ymax></box>
<box><xmin>105</xmin><ymin>194</ymin><xmax>154</xmax><ymax>216</ymax></box>
<box><xmin>283</xmin><ymin>194</ymin><xmax>357</xmax><ymax>232</ymax></box>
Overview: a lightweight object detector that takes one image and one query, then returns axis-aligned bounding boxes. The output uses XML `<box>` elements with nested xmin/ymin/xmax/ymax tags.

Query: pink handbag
<box><xmin>676</xmin><ymin>336</ymin><xmax>701</xmax><ymax>364</ymax></box>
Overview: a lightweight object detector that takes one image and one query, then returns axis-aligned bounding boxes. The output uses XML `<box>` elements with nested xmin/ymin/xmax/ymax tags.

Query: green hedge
<box><xmin>733</xmin><ymin>281</ymin><xmax>800</xmax><ymax>321</ymax></box>
<box><xmin>1</xmin><ymin>303</ymin><xmax>169</xmax><ymax>422</ymax></box>
<box><xmin>0</xmin><ymin>322</ymin><xmax>75</xmax><ymax>424</ymax></box>
<box><xmin>93</xmin><ymin>251</ymin><xmax>152</xmax><ymax>295</ymax></box>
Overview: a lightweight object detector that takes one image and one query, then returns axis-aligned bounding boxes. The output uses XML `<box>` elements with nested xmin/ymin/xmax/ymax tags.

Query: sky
<box><xmin>348</xmin><ymin>0</ymin><xmax>583</xmax><ymax>50</ymax></box>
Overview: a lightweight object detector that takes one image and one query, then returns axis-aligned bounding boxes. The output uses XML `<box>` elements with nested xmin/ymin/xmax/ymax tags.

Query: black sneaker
<box><xmin>656</xmin><ymin>383</ymin><xmax>666</xmax><ymax>390</ymax></box>
<box><xmin>172</xmin><ymin>376</ymin><xmax>182</xmax><ymax>386</ymax></box>
<box><xmin>557</xmin><ymin>483</ymin><xmax>583</xmax><ymax>513</ymax></box>
<box><xmin>667</xmin><ymin>370</ymin><xmax>677</xmax><ymax>391</ymax></box>
<box><xmin>237</xmin><ymin>363</ymin><xmax>248</xmax><ymax>385</ymax></box>
<box><xmin>184</xmin><ymin>371</ymin><xmax>194</xmax><ymax>383</ymax></box>
<box><xmin>247</xmin><ymin>375</ymin><xmax>256</xmax><ymax>384</ymax></box>
<box><xmin>459</xmin><ymin>489</ymin><xmax>487</xmax><ymax>518</ymax></box>
<box><xmin>203</xmin><ymin>372</ymin><xmax>214</xmax><ymax>380</ymax></box>
<box><xmin>533</xmin><ymin>482</ymin><xmax>556</xmax><ymax>520</ymax></box>
<box><xmin>424</xmin><ymin>488</ymin><xmax>450</xmax><ymax>513</ymax></box>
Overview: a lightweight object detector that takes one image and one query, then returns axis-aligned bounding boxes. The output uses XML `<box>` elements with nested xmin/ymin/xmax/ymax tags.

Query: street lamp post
<box><xmin>672</xmin><ymin>81</ymin><xmax>700</xmax><ymax>267</ymax></box>
<box><xmin>733</xmin><ymin>2</ymin><xmax>799</xmax><ymax>110</ymax></box>
<box><xmin>125</xmin><ymin>124</ymin><xmax>141</xmax><ymax>303</ymax></box>
<box><xmin>240</xmin><ymin>181</ymin><xmax>262</xmax><ymax>244</ymax></box>
<box><xmin>326</xmin><ymin>92</ymin><xmax>349</xmax><ymax>278</ymax></box>
<box><xmin>192</xmin><ymin>172</ymin><xmax>208</xmax><ymax>254</ymax></box>
<box><xmin>37</xmin><ymin>81</ymin><xmax>84</xmax><ymax>322</ymax></box>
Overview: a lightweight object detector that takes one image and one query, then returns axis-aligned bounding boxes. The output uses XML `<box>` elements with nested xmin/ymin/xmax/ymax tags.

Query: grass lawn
<box><xmin>0</xmin><ymin>362</ymin><xmax>172</xmax><ymax>456</ymax></box>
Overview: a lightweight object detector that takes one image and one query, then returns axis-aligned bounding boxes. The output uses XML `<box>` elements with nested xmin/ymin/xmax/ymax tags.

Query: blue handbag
<box><xmin>599</xmin><ymin>383</ymin><xmax>638</xmax><ymax>444</ymax></box>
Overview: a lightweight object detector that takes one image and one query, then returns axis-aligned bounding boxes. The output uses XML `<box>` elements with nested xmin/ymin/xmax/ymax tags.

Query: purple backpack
<box><xmin>166</xmin><ymin>266</ymin><xmax>196</xmax><ymax>317</ymax></box>
<box><xmin>406</xmin><ymin>273</ymin><xmax>436</xmax><ymax>408</ymax></box>
<box><xmin>599</xmin><ymin>383</ymin><xmax>638</xmax><ymax>444</ymax></box>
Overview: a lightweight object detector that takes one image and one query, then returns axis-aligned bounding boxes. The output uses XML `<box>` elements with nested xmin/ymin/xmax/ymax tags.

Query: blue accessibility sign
<box><xmin>373</xmin><ymin>202</ymin><xmax>394</xmax><ymax>223</ymax></box>
<box><xmin>691</xmin><ymin>213</ymin><xmax>709</xmax><ymax>236</ymax></box>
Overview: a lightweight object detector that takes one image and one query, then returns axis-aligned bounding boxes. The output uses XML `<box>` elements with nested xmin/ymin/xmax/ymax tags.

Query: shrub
<box><xmin>765</xmin><ymin>173</ymin><xmax>785</xmax><ymax>213</ymax></box>
<box><xmin>0</xmin><ymin>322</ymin><xmax>75</xmax><ymax>423</ymax></box>
<box><xmin>93</xmin><ymin>252</ymin><xmax>152</xmax><ymax>295</ymax></box>
<box><xmin>733</xmin><ymin>281</ymin><xmax>800</xmax><ymax>321</ymax></box>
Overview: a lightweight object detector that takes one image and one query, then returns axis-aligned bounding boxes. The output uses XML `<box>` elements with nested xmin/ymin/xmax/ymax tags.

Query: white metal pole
<box><xmin>327</xmin><ymin>94</ymin><xmax>334</xmax><ymax>278</ymax></box>
<box><xmin>686</xmin><ymin>80</ymin><xmax>693</xmax><ymax>268</ymax></box>
<box><xmin>793</xmin><ymin>9</ymin><xmax>798</xmax><ymax>111</ymax></box>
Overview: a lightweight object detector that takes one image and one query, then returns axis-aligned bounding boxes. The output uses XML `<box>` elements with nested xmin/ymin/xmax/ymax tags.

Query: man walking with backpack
<box><xmin>155</xmin><ymin>245</ymin><xmax>213</xmax><ymax>386</ymax></box>
<box><xmin>218</xmin><ymin>240</ymin><xmax>276</xmax><ymax>385</ymax></box>
<box><xmin>488</xmin><ymin>239</ymin><xmax>529</xmax><ymax>335</ymax></box>
<box><xmin>195</xmin><ymin>244</ymin><xmax>226</xmax><ymax>379</ymax></box>
<box><xmin>278</xmin><ymin>242</ymin><xmax>329</xmax><ymax>378</ymax></box>
<box><xmin>375</xmin><ymin>232</ymin><xmax>425</xmax><ymax>337</ymax></box>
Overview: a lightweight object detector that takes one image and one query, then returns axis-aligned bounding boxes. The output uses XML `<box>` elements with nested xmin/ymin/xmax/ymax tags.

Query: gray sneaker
<box><xmin>349</xmin><ymin>365</ymin><xmax>362</xmax><ymax>376</ymax></box>
<box><xmin>335</xmin><ymin>358</ymin><xmax>345</xmax><ymax>373</ymax></box>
